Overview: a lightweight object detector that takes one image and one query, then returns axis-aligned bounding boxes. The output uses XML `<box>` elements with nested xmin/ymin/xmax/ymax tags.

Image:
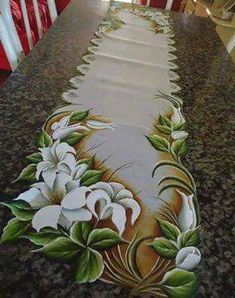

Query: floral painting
<box><xmin>0</xmin><ymin>3</ymin><xmax>201</xmax><ymax>297</ymax></box>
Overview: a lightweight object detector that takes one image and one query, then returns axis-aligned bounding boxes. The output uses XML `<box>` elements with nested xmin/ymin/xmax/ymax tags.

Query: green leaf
<box><xmin>41</xmin><ymin>226</ymin><xmax>63</xmax><ymax>233</ymax></box>
<box><xmin>155</xmin><ymin>125</ymin><xmax>172</xmax><ymax>135</ymax></box>
<box><xmin>70</xmin><ymin>110</ymin><xmax>89</xmax><ymax>122</ymax></box>
<box><xmin>57</xmin><ymin>225</ymin><xmax>70</xmax><ymax>235</ymax></box>
<box><xmin>35</xmin><ymin>130</ymin><xmax>52</xmax><ymax>148</ymax></box>
<box><xmin>173</xmin><ymin>122</ymin><xmax>186</xmax><ymax>131</ymax></box>
<box><xmin>73</xmin><ymin>248</ymin><xmax>104</xmax><ymax>283</ymax></box>
<box><xmin>125</xmin><ymin>234</ymin><xmax>149</xmax><ymax>280</ymax></box>
<box><xmin>171</xmin><ymin>139</ymin><xmax>188</xmax><ymax>159</ymax></box>
<box><xmin>159</xmin><ymin>115</ymin><xmax>173</xmax><ymax>128</ymax></box>
<box><xmin>1</xmin><ymin>218</ymin><xmax>30</xmax><ymax>244</ymax></box>
<box><xmin>77</xmin><ymin>156</ymin><xmax>95</xmax><ymax>170</ymax></box>
<box><xmin>14</xmin><ymin>164</ymin><xmax>37</xmax><ymax>183</ymax></box>
<box><xmin>23</xmin><ymin>228</ymin><xmax>62</xmax><ymax>246</ymax></box>
<box><xmin>147</xmin><ymin>135</ymin><xmax>170</xmax><ymax>152</ymax></box>
<box><xmin>26</xmin><ymin>152</ymin><xmax>42</xmax><ymax>164</ymax></box>
<box><xmin>178</xmin><ymin>228</ymin><xmax>199</xmax><ymax>248</ymax></box>
<box><xmin>70</xmin><ymin>221</ymin><xmax>92</xmax><ymax>247</ymax></box>
<box><xmin>157</xmin><ymin>218</ymin><xmax>180</xmax><ymax>241</ymax></box>
<box><xmin>0</xmin><ymin>200</ymin><xmax>36</xmax><ymax>221</ymax></box>
<box><xmin>87</xmin><ymin>228</ymin><xmax>127</xmax><ymax>250</ymax></box>
<box><xmin>34</xmin><ymin>237</ymin><xmax>80</xmax><ymax>262</ymax></box>
<box><xmin>149</xmin><ymin>237</ymin><xmax>178</xmax><ymax>258</ymax></box>
<box><xmin>160</xmin><ymin>268</ymin><xmax>197</xmax><ymax>298</ymax></box>
<box><xmin>63</xmin><ymin>132</ymin><xmax>86</xmax><ymax>146</ymax></box>
<box><xmin>80</xmin><ymin>170</ymin><xmax>104</xmax><ymax>187</ymax></box>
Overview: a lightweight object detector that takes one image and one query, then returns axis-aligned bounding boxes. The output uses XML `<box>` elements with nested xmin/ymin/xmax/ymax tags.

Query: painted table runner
<box><xmin>1</xmin><ymin>3</ymin><xmax>201</xmax><ymax>297</ymax></box>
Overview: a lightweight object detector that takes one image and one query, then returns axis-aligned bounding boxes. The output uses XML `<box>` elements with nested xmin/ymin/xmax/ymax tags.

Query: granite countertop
<box><xmin>0</xmin><ymin>0</ymin><xmax>234</xmax><ymax>297</ymax></box>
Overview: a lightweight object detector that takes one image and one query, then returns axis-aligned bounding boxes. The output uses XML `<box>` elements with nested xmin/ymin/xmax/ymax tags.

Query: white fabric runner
<box><xmin>59</xmin><ymin>8</ymin><xmax>178</xmax><ymax>212</ymax></box>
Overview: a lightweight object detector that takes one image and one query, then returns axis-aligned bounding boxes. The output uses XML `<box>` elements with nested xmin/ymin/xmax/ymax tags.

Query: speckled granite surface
<box><xmin>0</xmin><ymin>1</ymin><xmax>234</xmax><ymax>297</ymax></box>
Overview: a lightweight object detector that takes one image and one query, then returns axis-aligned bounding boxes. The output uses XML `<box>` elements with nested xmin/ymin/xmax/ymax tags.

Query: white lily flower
<box><xmin>176</xmin><ymin>246</ymin><xmax>201</xmax><ymax>270</ymax></box>
<box><xmin>171</xmin><ymin>130</ymin><xmax>188</xmax><ymax>140</ymax></box>
<box><xmin>66</xmin><ymin>163</ymin><xmax>89</xmax><ymax>191</ymax></box>
<box><xmin>144</xmin><ymin>11</ymin><xmax>156</xmax><ymax>18</ymax></box>
<box><xmin>153</xmin><ymin>15</ymin><xmax>166</xmax><ymax>27</ymax></box>
<box><xmin>86</xmin><ymin>182</ymin><xmax>141</xmax><ymax>235</ymax></box>
<box><xmin>51</xmin><ymin>115</ymin><xmax>90</xmax><ymax>140</ymax></box>
<box><xmin>36</xmin><ymin>140</ymin><xmax>77</xmax><ymax>188</ymax></box>
<box><xmin>177</xmin><ymin>191</ymin><xmax>197</xmax><ymax>232</ymax></box>
<box><xmin>86</xmin><ymin>120</ymin><xmax>115</xmax><ymax>130</ymax></box>
<box><xmin>51</xmin><ymin>115</ymin><xmax>115</xmax><ymax>140</ymax></box>
<box><xmin>171</xmin><ymin>107</ymin><xmax>185</xmax><ymax>124</ymax></box>
<box><xmin>51</xmin><ymin>115</ymin><xmax>70</xmax><ymax>131</ymax></box>
<box><xmin>16</xmin><ymin>173</ymin><xmax>92</xmax><ymax>232</ymax></box>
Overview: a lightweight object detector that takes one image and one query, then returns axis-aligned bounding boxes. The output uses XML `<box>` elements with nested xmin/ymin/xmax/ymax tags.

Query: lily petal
<box><xmin>52</xmin><ymin>124</ymin><xmax>89</xmax><ymax>140</ymax></box>
<box><xmin>86</xmin><ymin>120</ymin><xmax>115</xmax><ymax>130</ymax></box>
<box><xmin>15</xmin><ymin>188</ymin><xmax>49</xmax><ymax>209</ymax></box>
<box><xmin>55</xmin><ymin>142</ymin><xmax>76</xmax><ymax>160</ymax></box>
<box><xmin>66</xmin><ymin>180</ymin><xmax>81</xmax><ymax>192</ymax></box>
<box><xmin>188</xmin><ymin>194</ymin><xmax>197</xmax><ymax>230</ymax></box>
<box><xmin>32</xmin><ymin>182</ymin><xmax>53</xmax><ymax>202</ymax></box>
<box><xmin>90</xmin><ymin>182</ymin><xmax>114</xmax><ymax>198</ymax></box>
<box><xmin>171</xmin><ymin>130</ymin><xmax>188</xmax><ymax>140</ymax></box>
<box><xmin>86</xmin><ymin>189</ymin><xmax>111</xmax><ymax>218</ymax></box>
<box><xmin>73</xmin><ymin>163</ymin><xmax>89</xmax><ymax>180</ymax></box>
<box><xmin>171</xmin><ymin>107</ymin><xmax>185</xmax><ymax>124</ymax></box>
<box><xmin>50</xmin><ymin>139</ymin><xmax>60</xmax><ymax>157</ymax></box>
<box><xmin>36</xmin><ymin>161</ymin><xmax>55</xmax><ymax>180</ymax></box>
<box><xmin>118</xmin><ymin>198</ymin><xmax>141</xmax><ymax>225</ymax></box>
<box><xmin>42</xmin><ymin>167</ymin><xmax>57</xmax><ymax>189</ymax></box>
<box><xmin>101</xmin><ymin>203</ymin><xmax>126</xmax><ymax>235</ymax></box>
<box><xmin>62</xmin><ymin>207</ymin><xmax>92</xmax><ymax>222</ymax></box>
<box><xmin>53</xmin><ymin>173</ymin><xmax>71</xmax><ymax>197</ymax></box>
<box><xmin>57</xmin><ymin>213</ymin><xmax>72</xmax><ymax>229</ymax></box>
<box><xmin>110</xmin><ymin>182</ymin><xmax>125</xmax><ymax>196</ymax></box>
<box><xmin>68</xmin><ymin>123</ymin><xmax>90</xmax><ymax>131</ymax></box>
<box><xmin>115</xmin><ymin>189</ymin><xmax>133</xmax><ymax>201</ymax></box>
<box><xmin>39</xmin><ymin>148</ymin><xmax>53</xmax><ymax>162</ymax></box>
<box><xmin>51</xmin><ymin>115</ymin><xmax>70</xmax><ymax>131</ymax></box>
<box><xmin>57</xmin><ymin>153</ymin><xmax>76</xmax><ymax>174</ymax></box>
<box><xmin>176</xmin><ymin>246</ymin><xmax>201</xmax><ymax>270</ymax></box>
<box><xmin>61</xmin><ymin>186</ymin><xmax>90</xmax><ymax>209</ymax></box>
<box><xmin>99</xmin><ymin>204</ymin><xmax>113</xmax><ymax>220</ymax></box>
<box><xmin>177</xmin><ymin>191</ymin><xmax>196</xmax><ymax>232</ymax></box>
<box><xmin>32</xmin><ymin>205</ymin><xmax>62</xmax><ymax>232</ymax></box>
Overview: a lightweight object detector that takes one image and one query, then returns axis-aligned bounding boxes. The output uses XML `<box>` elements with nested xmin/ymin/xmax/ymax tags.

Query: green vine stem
<box><xmin>152</xmin><ymin>161</ymin><xmax>196</xmax><ymax>191</ymax></box>
<box><xmin>158</xmin><ymin>176</ymin><xmax>196</xmax><ymax>195</ymax></box>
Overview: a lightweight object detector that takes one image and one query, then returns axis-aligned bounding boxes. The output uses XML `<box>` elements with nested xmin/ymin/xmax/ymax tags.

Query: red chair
<box><xmin>55</xmin><ymin>0</ymin><xmax>71</xmax><ymax>14</ymax></box>
<box><xmin>0</xmin><ymin>0</ymin><xmax>51</xmax><ymax>71</ymax></box>
<box><xmin>0</xmin><ymin>0</ymin><xmax>71</xmax><ymax>86</ymax></box>
<box><xmin>141</xmin><ymin>0</ymin><xmax>182</xmax><ymax>12</ymax></box>
<box><xmin>0</xmin><ymin>0</ymin><xmax>70</xmax><ymax>74</ymax></box>
<box><xmin>0</xmin><ymin>14</ymin><xmax>19</xmax><ymax>71</ymax></box>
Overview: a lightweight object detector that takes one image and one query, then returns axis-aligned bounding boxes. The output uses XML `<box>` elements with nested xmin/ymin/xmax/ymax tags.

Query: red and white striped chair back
<box><xmin>145</xmin><ymin>0</ymin><xmax>174</xmax><ymax>10</ymax></box>
<box><xmin>0</xmin><ymin>0</ymin><xmax>58</xmax><ymax>70</ymax></box>
<box><xmin>140</xmin><ymin>0</ymin><xmax>178</xmax><ymax>11</ymax></box>
<box><xmin>0</xmin><ymin>14</ymin><xmax>18</xmax><ymax>70</ymax></box>
<box><xmin>47</xmin><ymin>0</ymin><xmax>58</xmax><ymax>23</ymax></box>
<box><xmin>0</xmin><ymin>1</ymin><xmax>24</xmax><ymax>62</ymax></box>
